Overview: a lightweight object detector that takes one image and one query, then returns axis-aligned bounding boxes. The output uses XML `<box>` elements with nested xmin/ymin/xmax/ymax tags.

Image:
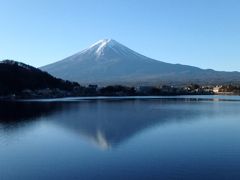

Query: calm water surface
<box><xmin>0</xmin><ymin>96</ymin><xmax>240</xmax><ymax>180</ymax></box>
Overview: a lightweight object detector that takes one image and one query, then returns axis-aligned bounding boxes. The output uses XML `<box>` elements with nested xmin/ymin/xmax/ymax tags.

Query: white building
<box><xmin>213</xmin><ymin>86</ymin><xmax>222</xmax><ymax>93</ymax></box>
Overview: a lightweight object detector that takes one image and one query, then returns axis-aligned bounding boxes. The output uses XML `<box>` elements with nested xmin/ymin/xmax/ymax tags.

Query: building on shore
<box><xmin>213</xmin><ymin>86</ymin><xmax>222</xmax><ymax>93</ymax></box>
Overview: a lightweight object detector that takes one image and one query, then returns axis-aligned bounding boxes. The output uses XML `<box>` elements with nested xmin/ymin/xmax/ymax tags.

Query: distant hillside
<box><xmin>41</xmin><ymin>39</ymin><xmax>240</xmax><ymax>86</ymax></box>
<box><xmin>0</xmin><ymin>60</ymin><xmax>79</xmax><ymax>96</ymax></box>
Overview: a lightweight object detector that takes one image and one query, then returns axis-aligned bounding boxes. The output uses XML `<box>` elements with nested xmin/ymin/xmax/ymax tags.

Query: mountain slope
<box><xmin>0</xmin><ymin>60</ymin><xmax>79</xmax><ymax>95</ymax></box>
<box><xmin>41</xmin><ymin>39</ymin><xmax>240</xmax><ymax>85</ymax></box>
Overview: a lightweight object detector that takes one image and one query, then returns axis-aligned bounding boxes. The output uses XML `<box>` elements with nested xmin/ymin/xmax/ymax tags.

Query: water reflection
<box><xmin>0</xmin><ymin>98</ymin><xmax>235</xmax><ymax>149</ymax></box>
<box><xmin>1</xmin><ymin>97</ymin><xmax>240</xmax><ymax>180</ymax></box>
<box><xmin>0</xmin><ymin>101</ymin><xmax>66</xmax><ymax>131</ymax></box>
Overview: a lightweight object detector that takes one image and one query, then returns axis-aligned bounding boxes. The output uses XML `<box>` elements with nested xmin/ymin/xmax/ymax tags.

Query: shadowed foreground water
<box><xmin>0</xmin><ymin>96</ymin><xmax>240</xmax><ymax>180</ymax></box>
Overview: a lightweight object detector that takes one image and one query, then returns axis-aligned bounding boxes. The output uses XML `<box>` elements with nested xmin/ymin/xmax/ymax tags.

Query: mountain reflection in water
<box><xmin>0</xmin><ymin>97</ymin><xmax>235</xmax><ymax>149</ymax></box>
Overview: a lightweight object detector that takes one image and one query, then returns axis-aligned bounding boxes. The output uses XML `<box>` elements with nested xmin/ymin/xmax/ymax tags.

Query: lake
<box><xmin>0</xmin><ymin>96</ymin><xmax>240</xmax><ymax>180</ymax></box>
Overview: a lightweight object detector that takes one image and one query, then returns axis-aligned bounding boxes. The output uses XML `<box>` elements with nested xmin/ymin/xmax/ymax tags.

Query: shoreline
<box><xmin>8</xmin><ymin>94</ymin><xmax>240</xmax><ymax>102</ymax></box>
<box><xmin>1</xmin><ymin>92</ymin><xmax>239</xmax><ymax>102</ymax></box>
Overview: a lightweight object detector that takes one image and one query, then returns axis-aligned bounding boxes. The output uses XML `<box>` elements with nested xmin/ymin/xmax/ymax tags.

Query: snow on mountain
<box><xmin>41</xmin><ymin>39</ymin><xmax>240</xmax><ymax>85</ymax></box>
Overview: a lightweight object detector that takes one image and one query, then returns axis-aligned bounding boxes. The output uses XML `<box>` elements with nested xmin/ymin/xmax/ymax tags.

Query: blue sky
<box><xmin>1</xmin><ymin>0</ymin><xmax>240</xmax><ymax>71</ymax></box>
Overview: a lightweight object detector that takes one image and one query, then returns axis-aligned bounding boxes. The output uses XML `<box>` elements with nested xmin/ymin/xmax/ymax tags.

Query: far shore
<box><xmin>1</xmin><ymin>94</ymin><xmax>237</xmax><ymax>102</ymax></box>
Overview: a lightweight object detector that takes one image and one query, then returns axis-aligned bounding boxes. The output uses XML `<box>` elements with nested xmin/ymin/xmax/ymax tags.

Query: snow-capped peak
<box><xmin>83</xmin><ymin>38</ymin><xmax>144</xmax><ymax>59</ymax></box>
<box><xmin>88</xmin><ymin>39</ymin><xmax>117</xmax><ymax>56</ymax></box>
<box><xmin>65</xmin><ymin>38</ymin><xmax>147</xmax><ymax>62</ymax></box>
<box><xmin>89</xmin><ymin>39</ymin><xmax>113</xmax><ymax>48</ymax></box>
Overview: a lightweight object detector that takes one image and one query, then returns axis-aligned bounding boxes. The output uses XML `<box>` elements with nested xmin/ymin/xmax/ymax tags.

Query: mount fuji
<box><xmin>41</xmin><ymin>39</ymin><xmax>240</xmax><ymax>85</ymax></box>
